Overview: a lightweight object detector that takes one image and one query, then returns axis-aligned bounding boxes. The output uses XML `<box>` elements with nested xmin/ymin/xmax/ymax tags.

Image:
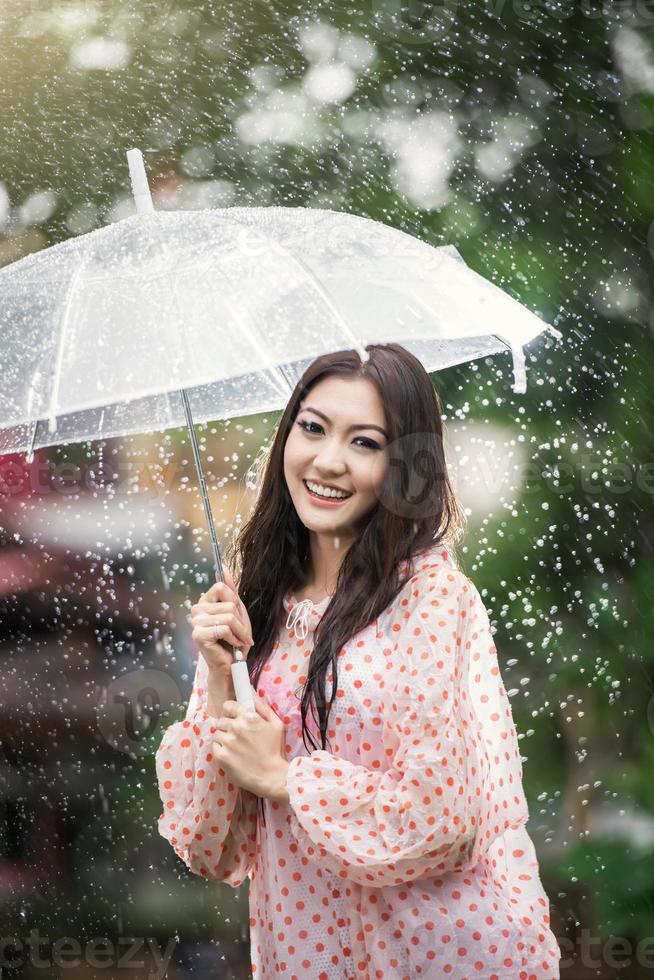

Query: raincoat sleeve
<box><xmin>155</xmin><ymin>650</ymin><xmax>258</xmax><ymax>887</ymax></box>
<box><xmin>284</xmin><ymin>566</ymin><xmax>505</xmax><ymax>888</ymax></box>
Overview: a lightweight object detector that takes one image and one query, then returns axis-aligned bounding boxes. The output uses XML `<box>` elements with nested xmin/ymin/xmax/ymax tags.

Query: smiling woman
<box><xmin>155</xmin><ymin>343</ymin><xmax>561</xmax><ymax>980</ymax></box>
<box><xmin>284</xmin><ymin>375</ymin><xmax>390</xmax><ymax>546</ymax></box>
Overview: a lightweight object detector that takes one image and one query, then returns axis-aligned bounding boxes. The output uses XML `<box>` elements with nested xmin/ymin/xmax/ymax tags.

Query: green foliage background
<box><xmin>1</xmin><ymin>0</ymin><xmax>654</xmax><ymax>973</ymax></box>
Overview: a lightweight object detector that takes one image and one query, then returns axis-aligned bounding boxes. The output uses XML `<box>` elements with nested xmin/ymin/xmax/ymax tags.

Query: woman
<box><xmin>156</xmin><ymin>343</ymin><xmax>561</xmax><ymax>980</ymax></box>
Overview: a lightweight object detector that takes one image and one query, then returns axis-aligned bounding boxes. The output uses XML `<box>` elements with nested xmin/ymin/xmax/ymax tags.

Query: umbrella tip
<box><xmin>127</xmin><ymin>148</ymin><xmax>155</xmax><ymax>215</ymax></box>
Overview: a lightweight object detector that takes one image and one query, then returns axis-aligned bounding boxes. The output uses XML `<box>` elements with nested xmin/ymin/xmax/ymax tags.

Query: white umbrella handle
<box><xmin>231</xmin><ymin>660</ymin><xmax>256</xmax><ymax>713</ymax></box>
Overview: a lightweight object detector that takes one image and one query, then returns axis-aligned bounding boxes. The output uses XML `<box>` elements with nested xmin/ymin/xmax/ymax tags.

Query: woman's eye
<box><xmin>296</xmin><ymin>419</ymin><xmax>380</xmax><ymax>451</ymax></box>
<box><xmin>297</xmin><ymin>419</ymin><xmax>322</xmax><ymax>435</ymax></box>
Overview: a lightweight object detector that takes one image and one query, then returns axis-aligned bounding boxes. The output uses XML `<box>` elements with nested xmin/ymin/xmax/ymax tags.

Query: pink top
<box><xmin>156</xmin><ymin>544</ymin><xmax>561</xmax><ymax>979</ymax></box>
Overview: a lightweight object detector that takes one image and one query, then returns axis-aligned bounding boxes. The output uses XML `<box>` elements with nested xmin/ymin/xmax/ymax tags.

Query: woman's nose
<box><xmin>313</xmin><ymin>444</ymin><xmax>347</xmax><ymax>473</ymax></box>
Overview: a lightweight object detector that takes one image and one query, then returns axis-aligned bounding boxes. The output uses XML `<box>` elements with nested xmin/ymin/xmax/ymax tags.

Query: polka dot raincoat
<box><xmin>156</xmin><ymin>544</ymin><xmax>561</xmax><ymax>979</ymax></box>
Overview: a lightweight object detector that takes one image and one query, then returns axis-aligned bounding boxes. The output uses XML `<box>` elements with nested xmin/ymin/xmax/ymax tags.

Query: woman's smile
<box><xmin>303</xmin><ymin>479</ymin><xmax>354</xmax><ymax>506</ymax></box>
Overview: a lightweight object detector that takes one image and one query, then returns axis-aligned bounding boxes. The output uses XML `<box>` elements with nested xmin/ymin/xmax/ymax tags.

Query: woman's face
<box><xmin>283</xmin><ymin>375</ymin><xmax>389</xmax><ymax>537</ymax></box>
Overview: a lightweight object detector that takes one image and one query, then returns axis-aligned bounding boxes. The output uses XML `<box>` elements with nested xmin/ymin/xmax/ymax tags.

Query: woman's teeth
<box><xmin>304</xmin><ymin>480</ymin><xmax>353</xmax><ymax>500</ymax></box>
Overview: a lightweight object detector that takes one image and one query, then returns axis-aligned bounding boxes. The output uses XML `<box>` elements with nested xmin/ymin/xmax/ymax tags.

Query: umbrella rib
<box><xmin>152</xmin><ymin>216</ymin><xmax>293</xmax><ymax>403</ymax></box>
<box><xmin>218</xmin><ymin>213</ymin><xmax>368</xmax><ymax>361</ymax></box>
<box><xmin>191</xmin><ymin>250</ymin><xmax>293</xmax><ymax>402</ymax></box>
<box><xmin>47</xmin><ymin>249</ymin><xmax>89</xmax><ymax>432</ymax></box>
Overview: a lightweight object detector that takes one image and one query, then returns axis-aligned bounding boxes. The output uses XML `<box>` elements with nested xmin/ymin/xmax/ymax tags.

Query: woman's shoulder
<box><xmin>386</xmin><ymin>542</ymin><xmax>472</xmax><ymax>636</ymax></box>
<box><xmin>399</xmin><ymin>541</ymin><xmax>462</xmax><ymax>588</ymax></box>
<box><xmin>388</xmin><ymin>541</ymin><xmax>461</xmax><ymax>608</ymax></box>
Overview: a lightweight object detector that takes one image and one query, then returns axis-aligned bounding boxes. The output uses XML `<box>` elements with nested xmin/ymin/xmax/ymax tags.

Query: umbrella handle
<box><xmin>231</xmin><ymin>658</ymin><xmax>256</xmax><ymax>713</ymax></box>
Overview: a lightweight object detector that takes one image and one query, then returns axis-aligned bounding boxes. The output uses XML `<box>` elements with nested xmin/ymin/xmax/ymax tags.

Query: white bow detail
<box><xmin>285</xmin><ymin>599</ymin><xmax>314</xmax><ymax>640</ymax></box>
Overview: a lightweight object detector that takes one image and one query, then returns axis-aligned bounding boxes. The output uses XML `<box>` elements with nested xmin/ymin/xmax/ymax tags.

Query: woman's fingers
<box><xmin>202</xmin><ymin>580</ymin><xmax>235</xmax><ymax>604</ymax></box>
<box><xmin>199</xmin><ymin>584</ymin><xmax>245</xmax><ymax>619</ymax></box>
<box><xmin>195</xmin><ymin>572</ymin><xmax>254</xmax><ymax>649</ymax></box>
<box><xmin>193</xmin><ymin>612</ymin><xmax>252</xmax><ymax>645</ymax></box>
<box><xmin>192</xmin><ymin>623</ymin><xmax>242</xmax><ymax>649</ymax></box>
<box><xmin>194</xmin><ymin>600</ymin><xmax>237</xmax><ymax>615</ymax></box>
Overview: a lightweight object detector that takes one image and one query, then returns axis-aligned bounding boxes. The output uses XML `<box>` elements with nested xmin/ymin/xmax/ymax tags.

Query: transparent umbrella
<box><xmin>0</xmin><ymin>148</ymin><xmax>562</xmax><ymax>708</ymax></box>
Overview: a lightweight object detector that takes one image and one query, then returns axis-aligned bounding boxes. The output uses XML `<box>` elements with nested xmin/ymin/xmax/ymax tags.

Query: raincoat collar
<box><xmin>283</xmin><ymin>593</ymin><xmax>331</xmax><ymax>640</ymax></box>
<box><xmin>282</xmin><ymin>543</ymin><xmax>455</xmax><ymax>641</ymax></box>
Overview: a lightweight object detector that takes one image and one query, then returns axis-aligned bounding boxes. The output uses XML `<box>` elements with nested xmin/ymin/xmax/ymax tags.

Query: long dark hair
<box><xmin>225</xmin><ymin>342</ymin><xmax>465</xmax><ymax>771</ymax></box>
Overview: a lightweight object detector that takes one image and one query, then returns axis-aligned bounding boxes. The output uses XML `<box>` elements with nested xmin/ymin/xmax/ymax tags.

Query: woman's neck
<box><xmin>292</xmin><ymin>585</ymin><xmax>334</xmax><ymax>604</ymax></box>
<box><xmin>305</xmin><ymin>532</ymin><xmax>352</xmax><ymax>597</ymax></box>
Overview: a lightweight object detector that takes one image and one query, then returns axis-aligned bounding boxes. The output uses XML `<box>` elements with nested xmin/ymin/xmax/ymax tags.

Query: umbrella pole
<box><xmin>179</xmin><ymin>387</ymin><xmax>255</xmax><ymax>712</ymax></box>
<box><xmin>127</xmin><ymin>149</ymin><xmax>253</xmax><ymax>708</ymax></box>
<box><xmin>179</xmin><ymin>387</ymin><xmax>225</xmax><ymax>583</ymax></box>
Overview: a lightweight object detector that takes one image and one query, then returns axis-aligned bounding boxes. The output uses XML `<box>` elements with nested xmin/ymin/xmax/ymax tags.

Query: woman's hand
<box><xmin>212</xmin><ymin>692</ymin><xmax>290</xmax><ymax>802</ymax></box>
<box><xmin>190</xmin><ymin>566</ymin><xmax>254</xmax><ymax>684</ymax></box>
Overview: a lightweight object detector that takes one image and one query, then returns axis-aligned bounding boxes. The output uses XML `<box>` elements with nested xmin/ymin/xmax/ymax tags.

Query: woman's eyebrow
<box><xmin>300</xmin><ymin>405</ymin><xmax>388</xmax><ymax>439</ymax></box>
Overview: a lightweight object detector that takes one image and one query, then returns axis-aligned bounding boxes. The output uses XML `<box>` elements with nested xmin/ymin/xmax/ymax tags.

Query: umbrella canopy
<box><xmin>0</xmin><ymin>201</ymin><xmax>560</xmax><ymax>458</ymax></box>
<box><xmin>0</xmin><ymin>147</ymin><xmax>563</xmax><ymax>710</ymax></box>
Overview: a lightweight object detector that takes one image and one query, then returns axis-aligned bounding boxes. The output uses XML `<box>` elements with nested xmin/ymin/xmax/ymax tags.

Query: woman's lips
<box><xmin>303</xmin><ymin>480</ymin><xmax>353</xmax><ymax>507</ymax></box>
